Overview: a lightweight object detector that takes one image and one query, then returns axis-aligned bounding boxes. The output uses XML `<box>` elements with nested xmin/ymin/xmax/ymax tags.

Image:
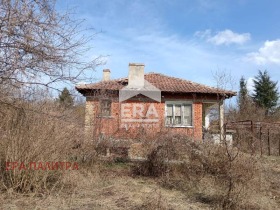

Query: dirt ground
<box><xmin>1</xmin><ymin>156</ymin><xmax>280</xmax><ymax>210</ymax></box>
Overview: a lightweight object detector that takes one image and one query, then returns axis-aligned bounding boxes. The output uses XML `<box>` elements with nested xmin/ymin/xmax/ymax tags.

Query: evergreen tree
<box><xmin>58</xmin><ymin>88</ymin><xmax>74</xmax><ymax>107</ymax></box>
<box><xmin>238</xmin><ymin>76</ymin><xmax>249</xmax><ymax>110</ymax></box>
<box><xmin>252</xmin><ymin>70</ymin><xmax>278</xmax><ymax>114</ymax></box>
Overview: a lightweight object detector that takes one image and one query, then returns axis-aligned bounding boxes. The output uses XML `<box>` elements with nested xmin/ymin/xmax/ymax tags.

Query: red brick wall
<box><xmin>87</xmin><ymin>97</ymin><xmax>203</xmax><ymax>140</ymax></box>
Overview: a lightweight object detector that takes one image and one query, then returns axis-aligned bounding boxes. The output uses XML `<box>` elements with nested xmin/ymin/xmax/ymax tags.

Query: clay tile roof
<box><xmin>76</xmin><ymin>73</ymin><xmax>236</xmax><ymax>97</ymax></box>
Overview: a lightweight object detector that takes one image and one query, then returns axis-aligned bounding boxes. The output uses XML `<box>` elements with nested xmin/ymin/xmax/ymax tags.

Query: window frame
<box><xmin>165</xmin><ymin>101</ymin><xmax>193</xmax><ymax>127</ymax></box>
<box><xmin>99</xmin><ymin>99</ymin><xmax>112</xmax><ymax>117</ymax></box>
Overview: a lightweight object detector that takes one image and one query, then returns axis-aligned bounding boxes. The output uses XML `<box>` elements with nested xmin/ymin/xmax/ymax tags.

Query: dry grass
<box><xmin>0</xmin><ymin>163</ymin><xmax>210</xmax><ymax>210</ymax></box>
<box><xmin>247</xmin><ymin>156</ymin><xmax>280</xmax><ymax>209</ymax></box>
<box><xmin>0</xmin><ymin>101</ymin><xmax>279</xmax><ymax>209</ymax></box>
<box><xmin>0</xmin><ymin>101</ymin><xmax>85</xmax><ymax>193</ymax></box>
<box><xmin>130</xmin><ymin>133</ymin><xmax>280</xmax><ymax>209</ymax></box>
<box><xmin>0</xmin><ymin>156</ymin><xmax>279</xmax><ymax>210</ymax></box>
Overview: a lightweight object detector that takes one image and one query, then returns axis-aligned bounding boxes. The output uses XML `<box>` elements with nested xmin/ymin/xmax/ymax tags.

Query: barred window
<box><xmin>100</xmin><ymin>99</ymin><xmax>111</xmax><ymax>117</ymax></box>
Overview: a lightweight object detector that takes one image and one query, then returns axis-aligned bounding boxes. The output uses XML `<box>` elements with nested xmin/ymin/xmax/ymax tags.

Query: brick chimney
<box><xmin>103</xmin><ymin>69</ymin><xmax>110</xmax><ymax>81</ymax></box>
<box><xmin>128</xmin><ymin>63</ymin><xmax>145</xmax><ymax>88</ymax></box>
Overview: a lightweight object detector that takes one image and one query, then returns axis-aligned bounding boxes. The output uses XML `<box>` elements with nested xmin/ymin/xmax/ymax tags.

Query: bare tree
<box><xmin>212</xmin><ymin>68</ymin><xmax>236</xmax><ymax>91</ymax></box>
<box><xmin>0</xmin><ymin>0</ymin><xmax>104</xmax><ymax>193</ymax></box>
<box><xmin>0</xmin><ymin>0</ymin><xmax>101</xmax><ymax>103</ymax></box>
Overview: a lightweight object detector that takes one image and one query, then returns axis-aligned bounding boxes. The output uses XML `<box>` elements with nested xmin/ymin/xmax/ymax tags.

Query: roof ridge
<box><xmin>76</xmin><ymin>71</ymin><xmax>236</xmax><ymax>96</ymax></box>
<box><xmin>145</xmin><ymin>72</ymin><xmax>229</xmax><ymax>92</ymax></box>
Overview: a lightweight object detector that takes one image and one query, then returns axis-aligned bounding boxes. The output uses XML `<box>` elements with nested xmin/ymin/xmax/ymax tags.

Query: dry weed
<box><xmin>0</xmin><ymin>101</ymin><xmax>85</xmax><ymax>193</ymax></box>
<box><xmin>131</xmin><ymin>133</ymin><xmax>259</xmax><ymax>209</ymax></box>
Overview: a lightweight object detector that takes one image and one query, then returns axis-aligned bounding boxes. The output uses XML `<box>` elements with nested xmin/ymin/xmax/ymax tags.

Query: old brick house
<box><xmin>76</xmin><ymin>63</ymin><xmax>236</xmax><ymax>144</ymax></box>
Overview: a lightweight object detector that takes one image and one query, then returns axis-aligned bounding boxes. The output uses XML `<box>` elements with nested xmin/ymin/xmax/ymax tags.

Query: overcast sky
<box><xmin>58</xmin><ymin>0</ymin><xmax>280</xmax><ymax>94</ymax></box>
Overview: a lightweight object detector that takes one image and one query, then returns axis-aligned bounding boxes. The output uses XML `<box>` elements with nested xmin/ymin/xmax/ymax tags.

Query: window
<box><xmin>100</xmin><ymin>99</ymin><xmax>111</xmax><ymax>117</ymax></box>
<box><xmin>165</xmin><ymin>102</ymin><xmax>192</xmax><ymax>126</ymax></box>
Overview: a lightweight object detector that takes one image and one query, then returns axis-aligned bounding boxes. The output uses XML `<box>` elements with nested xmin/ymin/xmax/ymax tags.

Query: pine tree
<box><xmin>238</xmin><ymin>76</ymin><xmax>249</xmax><ymax>111</ymax></box>
<box><xmin>252</xmin><ymin>70</ymin><xmax>278</xmax><ymax>114</ymax></box>
<box><xmin>58</xmin><ymin>88</ymin><xmax>74</xmax><ymax>107</ymax></box>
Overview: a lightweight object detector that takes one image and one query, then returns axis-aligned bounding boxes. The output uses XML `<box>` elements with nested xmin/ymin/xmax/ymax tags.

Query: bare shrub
<box><xmin>131</xmin><ymin>146</ymin><xmax>168</xmax><ymax>177</ymax></box>
<box><xmin>187</xmin><ymin>143</ymin><xmax>258</xmax><ymax>209</ymax></box>
<box><xmin>131</xmin><ymin>133</ymin><xmax>259</xmax><ymax>209</ymax></box>
<box><xmin>0</xmin><ymin>100</ymin><xmax>85</xmax><ymax>193</ymax></box>
<box><xmin>131</xmin><ymin>133</ymin><xmax>189</xmax><ymax>177</ymax></box>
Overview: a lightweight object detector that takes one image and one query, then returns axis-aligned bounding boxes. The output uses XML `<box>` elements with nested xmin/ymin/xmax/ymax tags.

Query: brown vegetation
<box><xmin>0</xmin><ymin>100</ymin><xmax>85</xmax><ymax>193</ymax></box>
<box><xmin>0</xmin><ymin>90</ymin><xmax>279</xmax><ymax>209</ymax></box>
<box><xmin>0</xmin><ymin>102</ymin><xmax>279</xmax><ymax>210</ymax></box>
<box><xmin>131</xmin><ymin>134</ymin><xmax>260</xmax><ymax>209</ymax></box>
